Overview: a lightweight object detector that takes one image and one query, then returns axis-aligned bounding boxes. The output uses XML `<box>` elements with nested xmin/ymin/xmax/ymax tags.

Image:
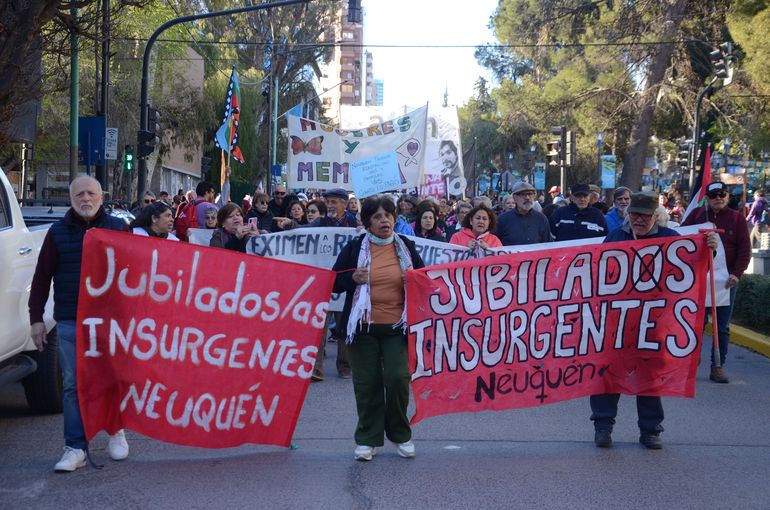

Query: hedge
<box><xmin>732</xmin><ymin>273</ymin><xmax>770</xmax><ymax>336</ymax></box>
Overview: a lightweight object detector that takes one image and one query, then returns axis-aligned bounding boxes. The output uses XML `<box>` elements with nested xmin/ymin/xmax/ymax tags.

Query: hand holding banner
<box><xmin>76</xmin><ymin>230</ymin><xmax>335</xmax><ymax>448</ymax></box>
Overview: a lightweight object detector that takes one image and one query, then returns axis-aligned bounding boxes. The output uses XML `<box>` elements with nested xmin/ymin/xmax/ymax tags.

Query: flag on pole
<box><xmin>285</xmin><ymin>103</ymin><xmax>303</xmax><ymax>119</ymax></box>
<box><xmin>681</xmin><ymin>145</ymin><xmax>711</xmax><ymax>223</ymax></box>
<box><xmin>215</xmin><ymin>67</ymin><xmax>245</xmax><ymax>164</ymax></box>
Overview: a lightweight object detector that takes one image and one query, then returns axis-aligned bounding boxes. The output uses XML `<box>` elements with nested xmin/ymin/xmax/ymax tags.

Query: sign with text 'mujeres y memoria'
<box><xmin>76</xmin><ymin>230</ymin><xmax>335</xmax><ymax>448</ymax></box>
<box><xmin>406</xmin><ymin>234</ymin><xmax>709</xmax><ymax>424</ymax></box>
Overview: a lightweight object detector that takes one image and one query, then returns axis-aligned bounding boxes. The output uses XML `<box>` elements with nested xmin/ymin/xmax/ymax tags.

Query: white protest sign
<box><xmin>189</xmin><ymin>222</ymin><xmax>730</xmax><ymax>307</ymax></box>
<box><xmin>350</xmin><ymin>151</ymin><xmax>401</xmax><ymax>198</ymax></box>
<box><xmin>286</xmin><ymin>105</ymin><xmax>427</xmax><ymax>191</ymax></box>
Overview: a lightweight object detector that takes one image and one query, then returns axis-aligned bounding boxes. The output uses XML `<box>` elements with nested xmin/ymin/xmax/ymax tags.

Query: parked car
<box><xmin>0</xmin><ymin>170</ymin><xmax>61</xmax><ymax>413</ymax></box>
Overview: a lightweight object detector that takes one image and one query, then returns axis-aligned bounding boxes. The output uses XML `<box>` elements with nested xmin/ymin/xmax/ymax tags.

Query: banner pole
<box><xmin>701</xmin><ymin>228</ymin><xmax>722</xmax><ymax>368</ymax></box>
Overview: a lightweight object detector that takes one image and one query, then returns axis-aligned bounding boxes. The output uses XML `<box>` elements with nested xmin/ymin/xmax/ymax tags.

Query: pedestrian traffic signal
<box><xmin>124</xmin><ymin>145</ymin><xmax>134</xmax><ymax>172</ymax></box>
<box><xmin>546</xmin><ymin>141</ymin><xmax>561</xmax><ymax>166</ymax></box>
<box><xmin>138</xmin><ymin>106</ymin><xmax>161</xmax><ymax>158</ymax></box>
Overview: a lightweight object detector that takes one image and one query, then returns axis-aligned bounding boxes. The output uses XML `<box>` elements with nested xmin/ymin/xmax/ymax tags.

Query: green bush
<box><xmin>732</xmin><ymin>274</ymin><xmax>770</xmax><ymax>335</ymax></box>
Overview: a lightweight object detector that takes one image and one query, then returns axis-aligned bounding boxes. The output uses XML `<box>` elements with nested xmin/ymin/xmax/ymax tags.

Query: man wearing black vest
<box><xmin>29</xmin><ymin>175</ymin><xmax>127</xmax><ymax>472</ymax></box>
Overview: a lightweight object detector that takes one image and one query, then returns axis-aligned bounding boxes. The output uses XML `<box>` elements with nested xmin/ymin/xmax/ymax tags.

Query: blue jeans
<box><xmin>57</xmin><ymin>320</ymin><xmax>88</xmax><ymax>450</ymax></box>
<box><xmin>705</xmin><ymin>286</ymin><xmax>737</xmax><ymax>367</ymax></box>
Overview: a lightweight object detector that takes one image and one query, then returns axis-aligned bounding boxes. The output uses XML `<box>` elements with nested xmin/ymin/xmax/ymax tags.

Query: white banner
<box><xmin>340</xmin><ymin>105</ymin><xmax>465</xmax><ymax>197</ymax></box>
<box><xmin>189</xmin><ymin>223</ymin><xmax>729</xmax><ymax>307</ymax></box>
<box><xmin>287</xmin><ymin>106</ymin><xmax>428</xmax><ymax>191</ymax></box>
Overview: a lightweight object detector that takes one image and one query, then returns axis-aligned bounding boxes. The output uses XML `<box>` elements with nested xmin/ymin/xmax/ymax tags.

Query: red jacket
<box><xmin>449</xmin><ymin>228</ymin><xmax>503</xmax><ymax>248</ymax></box>
<box><xmin>683</xmin><ymin>205</ymin><xmax>751</xmax><ymax>278</ymax></box>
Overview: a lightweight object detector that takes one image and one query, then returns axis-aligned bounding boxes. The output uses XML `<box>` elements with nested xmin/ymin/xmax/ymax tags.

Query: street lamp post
<box><xmin>136</xmin><ymin>0</ymin><xmax>312</xmax><ymax>200</ymax></box>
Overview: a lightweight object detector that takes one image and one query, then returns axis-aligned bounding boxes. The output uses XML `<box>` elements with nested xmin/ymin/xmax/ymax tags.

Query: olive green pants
<box><xmin>348</xmin><ymin>324</ymin><xmax>411</xmax><ymax>447</ymax></box>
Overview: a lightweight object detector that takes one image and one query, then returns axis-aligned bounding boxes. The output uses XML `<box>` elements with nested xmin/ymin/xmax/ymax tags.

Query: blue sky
<box><xmin>363</xmin><ymin>0</ymin><xmax>499</xmax><ymax>108</ymax></box>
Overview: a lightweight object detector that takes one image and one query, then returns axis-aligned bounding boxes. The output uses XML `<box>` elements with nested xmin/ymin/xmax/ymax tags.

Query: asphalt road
<box><xmin>1</xmin><ymin>337</ymin><xmax>769</xmax><ymax>510</ymax></box>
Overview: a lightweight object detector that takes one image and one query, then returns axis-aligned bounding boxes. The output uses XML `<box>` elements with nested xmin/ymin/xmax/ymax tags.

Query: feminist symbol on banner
<box><xmin>290</xmin><ymin>135</ymin><xmax>324</xmax><ymax>155</ymax></box>
<box><xmin>396</xmin><ymin>138</ymin><xmax>421</xmax><ymax>167</ymax></box>
<box><xmin>631</xmin><ymin>245</ymin><xmax>664</xmax><ymax>291</ymax></box>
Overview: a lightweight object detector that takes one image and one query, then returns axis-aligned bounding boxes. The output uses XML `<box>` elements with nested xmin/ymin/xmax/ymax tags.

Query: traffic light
<box><xmin>546</xmin><ymin>141</ymin><xmax>561</xmax><ymax>167</ymax></box>
<box><xmin>676</xmin><ymin>140</ymin><xmax>691</xmax><ymax>169</ymax></box>
<box><xmin>123</xmin><ymin>145</ymin><xmax>134</xmax><ymax>172</ymax></box>
<box><xmin>565</xmin><ymin>130</ymin><xmax>576</xmax><ymax>166</ymax></box>
<box><xmin>138</xmin><ymin>106</ymin><xmax>161</xmax><ymax>158</ymax></box>
<box><xmin>548</xmin><ymin>126</ymin><xmax>566</xmax><ymax>168</ymax></box>
<box><xmin>709</xmin><ymin>42</ymin><xmax>734</xmax><ymax>85</ymax></box>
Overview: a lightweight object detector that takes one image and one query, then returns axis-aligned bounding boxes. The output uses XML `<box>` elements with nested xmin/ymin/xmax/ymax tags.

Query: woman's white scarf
<box><xmin>346</xmin><ymin>233</ymin><xmax>413</xmax><ymax>343</ymax></box>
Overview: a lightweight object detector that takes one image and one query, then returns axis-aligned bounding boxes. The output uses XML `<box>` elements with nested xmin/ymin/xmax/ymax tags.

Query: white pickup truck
<box><xmin>0</xmin><ymin>169</ymin><xmax>60</xmax><ymax>412</ymax></box>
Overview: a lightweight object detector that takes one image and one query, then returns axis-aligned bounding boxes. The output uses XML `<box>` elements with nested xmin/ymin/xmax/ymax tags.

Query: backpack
<box><xmin>174</xmin><ymin>201</ymin><xmax>199</xmax><ymax>240</ymax></box>
<box><xmin>761</xmin><ymin>205</ymin><xmax>769</xmax><ymax>226</ymax></box>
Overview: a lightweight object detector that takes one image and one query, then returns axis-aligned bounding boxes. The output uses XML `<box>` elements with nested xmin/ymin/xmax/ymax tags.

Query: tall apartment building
<box><xmin>372</xmin><ymin>79</ymin><xmax>384</xmax><ymax>106</ymax></box>
<box><xmin>318</xmin><ymin>4</ymin><xmax>373</xmax><ymax>124</ymax></box>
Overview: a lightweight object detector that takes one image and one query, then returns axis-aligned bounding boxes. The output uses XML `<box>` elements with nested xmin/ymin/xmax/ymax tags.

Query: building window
<box><xmin>341</xmin><ymin>84</ymin><xmax>353</xmax><ymax>93</ymax></box>
<box><xmin>342</xmin><ymin>31</ymin><xmax>354</xmax><ymax>40</ymax></box>
<box><xmin>345</xmin><ymin>72</ymin><xmax>353</xmax><ymax>79</ymax></box>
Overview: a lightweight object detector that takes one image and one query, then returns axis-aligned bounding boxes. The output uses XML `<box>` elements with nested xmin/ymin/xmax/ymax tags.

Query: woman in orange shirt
<box><xmin>332</xmin><ymin>195</ymin><xmax>425</xmax><ymax>462</ymax></box>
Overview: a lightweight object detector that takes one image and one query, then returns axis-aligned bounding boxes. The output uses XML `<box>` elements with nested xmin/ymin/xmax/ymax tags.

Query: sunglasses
<box><xmin>144</xmin><ymin>199</ymin><xmax>156</xmax><ymax>204</ymax></box>
<box><xmin>274</xmin><ymin>191</ymin><xmax>286</xmax><ymax>196</ymax></box>
<box><xmin>707</xmin><ymin>192</ymin><xmax>727</xmax><ymax>199</ymax></box>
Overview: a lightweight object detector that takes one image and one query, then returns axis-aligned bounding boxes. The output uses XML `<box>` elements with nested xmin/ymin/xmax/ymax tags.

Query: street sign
<box><xmin>105</xmin><ymin>127</ymin><xmax>118</xmax><ymax>160</ymax></box>
<box><xmin>78</xmin><ymin>116</ymin><xmax>106</xmax><ymax>168</ymax></box>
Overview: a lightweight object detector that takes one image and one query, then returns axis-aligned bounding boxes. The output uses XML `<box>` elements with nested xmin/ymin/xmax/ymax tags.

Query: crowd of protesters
<box><xmin>30</xmin><ymin>169</ymin><xmax>764</xmax><ymax>471</ymax></box>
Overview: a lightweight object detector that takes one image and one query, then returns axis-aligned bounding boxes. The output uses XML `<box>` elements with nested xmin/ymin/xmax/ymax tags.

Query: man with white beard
<box><xmin>604</xmin><ymin>186</ymin><xmax>632</xmax><ymax>232</ymax></box>
<box><xmin>495</xmin><ymin>181</ymin><xmax>552</xmax><ymax>245</ymax></box>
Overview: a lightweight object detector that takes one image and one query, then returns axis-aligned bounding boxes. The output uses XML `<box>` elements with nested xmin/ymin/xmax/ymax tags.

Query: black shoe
<box><xmin>594</xmin><ymin>429</ymin><xmax>612</xmax><ymax>448</ymax></box>
<box><xmin>639</xmin><ymin>433</ymin><xmax>663</xmax><ymax>450</ymax></box>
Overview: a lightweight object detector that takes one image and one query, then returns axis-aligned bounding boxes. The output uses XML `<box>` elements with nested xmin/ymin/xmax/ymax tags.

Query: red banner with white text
<box><xmin>76</xmin><ymin>229</ymin><xmax>335</xmax><ymax>448</ymax></box>
<box><xmin>406</xmin><ymin>234</ymin><xmax>709</xmax><ymax>424</ymax></box>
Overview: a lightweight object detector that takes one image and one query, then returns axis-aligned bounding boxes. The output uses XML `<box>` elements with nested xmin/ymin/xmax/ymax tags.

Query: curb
<box><xmin>706</xmin><ymin>322</ymin><xmax>770</xmax><ymax>359</ymax></box>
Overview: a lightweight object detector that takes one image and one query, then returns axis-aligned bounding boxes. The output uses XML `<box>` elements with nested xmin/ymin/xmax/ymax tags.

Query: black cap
<box><xmin>570</xmin><ymin>183</ymin><xmax>590</xmax><ymax>196</ymax></box>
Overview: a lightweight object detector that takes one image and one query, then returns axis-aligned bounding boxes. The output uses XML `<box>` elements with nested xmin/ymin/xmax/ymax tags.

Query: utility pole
<box><xmin>95</xmin><ymin>0</ymin><xmax>110</xmax><ymax>191</ymax></box>
<box><xmin>136</xmin><ymin>0</ymin><xmax>311</xmax><ymax>199</ymax></box>
<box><xmin>69</xmin><ymin>7</ymin><xmax>79</xmax><ymax>184</ymax></box>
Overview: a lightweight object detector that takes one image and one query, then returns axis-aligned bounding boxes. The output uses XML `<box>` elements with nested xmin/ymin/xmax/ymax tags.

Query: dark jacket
<box><xmin>267</xmin><ymin>198</ymin><xmax>287</xmax><ymax>219</ymax></box>
<box><xmin>29</xmin><ymin>208</ymin><xmax>125</xmax><ymax>322</ymax></box>
<box><xmin>209</xmin><ymin>228</ymin><xmax>248</xmax><ymax>252</ymax></box>
<box><xmin>603</xmin><ymin>223</ymin><xmax>679</xmax><ymax>243</ymax></box>
<box><xmin>682</xmin><ymin>205</ymin><xmax>751</xmax><ymax>278</ymax></box>
<box><xmin>244</xmin><ymin>208</ymin><xmax>274</xmax><ymax>232</ymax></box>
<box><xmin>332</xmin><ymin>234</ymin><xmax>425</xmax><ymax>334</ymax></box>
<box><xmin>549</xmin><ymin>202</ymin><xmax>607</xmax><ymax>241</ymax></box>
<box><xmin>496</xmin><ymin>209</ymin><xmax>552</xmax><ymax>245</ymax></box>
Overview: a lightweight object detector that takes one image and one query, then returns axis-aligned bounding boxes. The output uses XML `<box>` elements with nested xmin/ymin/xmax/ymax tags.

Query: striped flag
<box><xmin>215</xmin><ymin>67</ymin><xmax>245</xmax><ymax>163</ymax></box>
<box><xmin>681</xmin><ymin>145</ymin><xmax>711</xmax><ymax>223</ymax></box>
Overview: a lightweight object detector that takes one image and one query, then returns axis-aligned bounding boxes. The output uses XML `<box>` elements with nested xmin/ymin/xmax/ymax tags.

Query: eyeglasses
<box><xmin>274</xmin><ymin>191</ymin><xmax>286</xmax><ymax>196</ymax></box>
<box><xmin>707</xmin><ymin>192</ymin><xmax>727</xmax><ymax>199</ymax></box>
<box><xmin>144</xmin><ymin>199</ymin><xmax>156</xmax><ymax>204</ymax></box>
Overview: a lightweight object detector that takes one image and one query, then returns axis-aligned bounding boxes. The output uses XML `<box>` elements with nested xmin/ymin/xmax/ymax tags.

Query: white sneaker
<box><xmin>108</xmin><ymin>429</ymin><xmax>129</xmax><ymax>461</ymax></box>
<box><xmin>396</xmin><ymin>440</ymin><xmax>415</xmax><ymax>458</ymax></box>
<box><xmin>54</xmin><ymin>446</ymin><xmax>87</xmax><ymax>472</ymax></box>
<box><xmin>354</xmin><ymin>445</ymin><xmax>378</xmax><ymax>461</ymax></box>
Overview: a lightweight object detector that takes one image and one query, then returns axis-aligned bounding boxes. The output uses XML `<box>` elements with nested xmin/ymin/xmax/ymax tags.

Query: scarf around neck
<box><xmin>346</xmin><ymin>233</ymin><xmax>413</xmax><ymax>343</ymax></box>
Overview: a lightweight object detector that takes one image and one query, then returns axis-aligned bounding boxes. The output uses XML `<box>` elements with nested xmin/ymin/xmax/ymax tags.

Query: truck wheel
<box><xmin>22</xmin><ymin>327</ymin><xmax>63</xmax><ymax>414</ymax></box>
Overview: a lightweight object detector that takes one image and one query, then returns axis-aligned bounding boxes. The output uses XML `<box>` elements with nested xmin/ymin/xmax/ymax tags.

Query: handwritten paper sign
<box><xmin>350</xmin><ymin>151</ymin><xmax>402</xmax><ymax>198</ymax></box>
